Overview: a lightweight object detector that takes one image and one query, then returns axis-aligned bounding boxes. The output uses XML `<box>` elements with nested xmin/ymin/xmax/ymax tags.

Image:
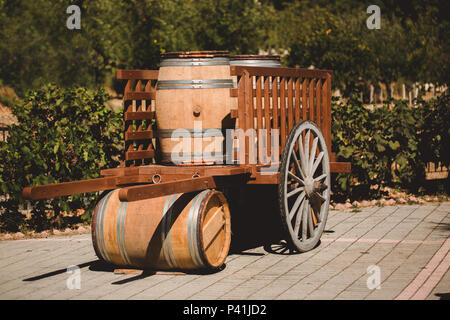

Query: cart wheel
<box><xmin>279</xmin><ymin>120</ymin><xmax>330</xmax><ymax>252</ymax></box>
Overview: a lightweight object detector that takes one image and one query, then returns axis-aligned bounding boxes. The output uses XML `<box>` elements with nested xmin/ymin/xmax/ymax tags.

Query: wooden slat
<box><xmin>295</xmin><ymin>78</ymin><xmax>301</xmax><ymax>123</ymax></box>
<box><xmin>309</xmin><ymin>79</ymin><xmax>315</xmax><ymax>122</ymax></box>
<box><xmin>125</xmin><ymin>150</ymin><xmax>155</xmax><ymax>161</ymax></box>
<box><xmin>325</xmin><ymin>74</ymin><xmax>332</xmax><ymax>155</ymax></box>
<box><xmin>117</xmin><ymin>69</ymin><xmax>159</xmax><ymax>80</ymax></box>
<box><xmin>264</xmin><ymin>76</ymin><xmax>271</xmax><ymax>163</ymax></box>
<box><xmin>124</xmin><ymin>92</ymin><xmax>156</xmax><ymax>101</ymax></box>
<box><xmin>302</xmin><ymin>79</ymin><xmax>308</xmax><ymax>121</ymax></box>
<box><xmin>316</xmin><ymin>79</ymin><xmax>322</xmax><ymax>130</ymax></box>
<box><xmin>256</xmin><ymin>76</ymin><xmax>263</xmax><ymax>165</ymax></box>
<box><xmin>244</xmin><ymin>71</ymin><xmax>253</xmax><ymax>166</ymax></box>
<box><xmin>202</xmin><ymin>208</ymin><xmax>226</xmax><ymax>249</ymax></box>
<box><xmin>125</xmin><ymin>130</ymin><xmax>154</xmax><ymax>141</ymax></box>
<box><xmin>330</xmin><ymin>162</ymin><xmax>351</xmax><ymax>173</ymax></box>
<box><xmin>124</xmin><ymin>111</ymin><xmax>155</xmax><ymax>121</ymax></box>
<box><xmin>279</xmin><ymin>78</ymin><xmax>286</xmax><ymax>150</ymax></box>
<box><xmin>287</xmin><ymin>77</ymin><xmax>294</xmax><ymax>133</ymax></box>
<box><xmin>272</xmin><ymin>77</ymin><xmax>279</xmax><ymax>133</ymax></box>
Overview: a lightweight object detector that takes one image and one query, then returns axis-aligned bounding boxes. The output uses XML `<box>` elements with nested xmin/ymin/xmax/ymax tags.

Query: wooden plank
<box><xmin>316</xmin><ymin>79</ymin><xmax>322</xmax><ymax>130</ymax></box>
<box><xmin>279</xmin><ymin>78</ymin><xmax>287</xmax><ymax>150</ymax></box>
<box><xmin>119</xmin><ymin>175</ymin><xmax>248</xmax><ymax>202</ymax></box>
<box><xmin>22</xmin><ymin>177</ymin><xmax>118</xmax><ymax>200</ymax></box>
<box><xmin>309</xmin><ymin>79</ymin><xmax>315</xmax><ymax>122</ymax></box>
<box><xmin>100</xmin><ymin>167</ymin><xmax>140</xmax><ymax>176</ymax></box>
<box><xmin>302</xmin><ymin>79</ymin><xmax>308</xmax><ymax>121</ymax></box>
<box><xmin>117</xmin><ymin>69</ymin><xmax>159</xmax><ymax>80</ymax></box>
<box><xmin>138</xmin><ymin>165</ymin><xmax>250</xmax><ymax>176</ymax></box>
<box><xmin>287</xmin><ymin>77</ymin><xmax>294</xmax><ymax>133</ymax></box>
<box><xmin>295</xmin><ymin>78</ymin><xmax>301</xmax><ymax>123</ymax></box>
<box><xmin>330</xmin><ymin>162</ymin><xmax>351</xmax><ymax>173</ymax></box>
<box><xmin>124</xmin><ymin>111</ymin><xmax>156</xmax><ymax>121</ymax></box>
<box><xmin>125</xmin><ymin>130</ymin><xmax>154</xmax><ymax>141</ymax></box>
<box><xmin>124</xmin><ymin>92</ymin><xmax>156</xmax><ymax>101</ymax></box>
<box><xmin>325</xmin><ymin>74</ymin><xmax>332</xmax><ymax>155</ymax></box>
<box><xmin>272</xmin><ymin>77</ymin><xmax>279</xmax><ymax>133</ymax></box>
<box><xmin>244</xmin><ymin>71</ymin><xmax>253</xmax><ymax>165</ymax></box>
<box><xmin>202</xmin><ymin>208</ymin><xmax>226</xmax><ymax>249</ymax></box>
<box><xmin>321</xmin><ymin>78</ymin><xmax>329</xmax><ymax>152</ymax></box>
<box><xmin>264</xmin><ymin>76</ymin><xmax>271</xmax><ymax>163</ymax></box>
<box><xmin>125</xmin><ymin>150</ymin><xmax>155</xmax><ymax>161</ymax></box>
<box><xmin>256</xmin><ymin>76</ymin><xmax>263</xmax><ymax>165</ymax></box>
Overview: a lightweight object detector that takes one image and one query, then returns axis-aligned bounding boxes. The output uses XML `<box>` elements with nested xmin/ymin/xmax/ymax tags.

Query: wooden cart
<box><xmin>23</xmin><ymin>52</ymin><xmax>350</xmax><ymax>271</ymax></box>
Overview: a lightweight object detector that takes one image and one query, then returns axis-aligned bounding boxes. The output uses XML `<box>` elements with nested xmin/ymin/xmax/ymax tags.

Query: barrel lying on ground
<box><xmin>92</xmin><ymin>189</ymin><xmax>231</xmax><ymax>270</ymax></box>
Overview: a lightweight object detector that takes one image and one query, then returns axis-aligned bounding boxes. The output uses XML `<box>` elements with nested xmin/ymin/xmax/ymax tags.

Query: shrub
<box><xmin>0</xmin><ymin>85</ymin><xmax>123</xmax><ymax>232</ymax></box>
<box><xmin>331</xmin><ymin>93</ymin><xmax>449</xmax><ymax>200</ymax></box>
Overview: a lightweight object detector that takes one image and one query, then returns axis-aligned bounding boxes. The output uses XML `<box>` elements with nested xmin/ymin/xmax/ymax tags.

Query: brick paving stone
<box><xmin>0</xmin><ymin>203</ymin><xmax>448</xmax><ymax>300</ymax></box>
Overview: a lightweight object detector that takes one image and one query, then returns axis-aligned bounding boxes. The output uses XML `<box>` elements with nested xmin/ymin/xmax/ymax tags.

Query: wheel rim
<box><xmin>280</xmin><ymin>121</ymin><xmax>330</xmax><ymax>252</ymax></box>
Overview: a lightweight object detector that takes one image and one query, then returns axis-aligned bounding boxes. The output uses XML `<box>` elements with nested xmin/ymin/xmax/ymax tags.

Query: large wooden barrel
<box><xmin>91</xmin><ymin>189</ymin><xmax>231</xmax><ymax>270</ymax></box>
<box><xmin>230</xmin><ymin>55</ymin><xmax>281</xmax><ymax>69</ymax></box>
<box><xmin>156</xmin><ymin>51</ymin><xmax>234</xmax><ymax>165</ymax></box>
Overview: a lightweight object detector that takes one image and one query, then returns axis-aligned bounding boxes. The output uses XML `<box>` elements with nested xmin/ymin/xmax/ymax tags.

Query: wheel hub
<box><xmin>304</xmin><ymin>176</ymin><xmax>315</xmax><ymax>198</ymax></box>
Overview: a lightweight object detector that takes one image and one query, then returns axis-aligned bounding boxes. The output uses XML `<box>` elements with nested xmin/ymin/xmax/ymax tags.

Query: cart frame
<box><xmin>23</xmin><ymin>66</ymin><xmax>350</xmax><ymax>202</ymax></box>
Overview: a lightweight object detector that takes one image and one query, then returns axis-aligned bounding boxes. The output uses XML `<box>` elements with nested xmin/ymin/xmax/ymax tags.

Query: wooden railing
<box><xmin>230</xmin><ymin>66</ymin><xmax>333</xmax><ymax>170</ymax></box>
<box><xmin>117</xmin><ymin>70</ymin><xmax>158</xmax><ymax>167</ymax></box>
<box><xmin>425</xmin><ymin>162</ymin><xmax>449</xmax><ymax>180</ymax></box>
<box><xmin>0</xmin><ymin>126</ymin><xmax>8</xmax><ymax>142</ymax></box>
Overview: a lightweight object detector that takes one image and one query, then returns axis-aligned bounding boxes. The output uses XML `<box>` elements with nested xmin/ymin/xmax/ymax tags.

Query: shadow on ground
<box><xmin>435</xmin><ymin>293</ymin><xmax>450</xmax><ymax>300</ymax></box>
<box><xmin>225</xmin><ymin>185</ymin><xmax>285</xmax><ymax>254</ymax></box>
<box><xmin>22</xmin><ymin>185</ymin><xmax>335</xmax><ymax>285</ymax></box>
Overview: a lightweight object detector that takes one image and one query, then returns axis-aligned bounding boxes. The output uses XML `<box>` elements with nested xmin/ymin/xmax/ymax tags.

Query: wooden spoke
<box><xmin>291</xmin><ymin>151</ymin><xmax>306</xmax><ymax>179</ymax></box>
<box><xmin>304</xmin><ymin>129</ymin><xmax>311</xmax><ymax>170</ymax></box>
<box><xmin>310</xmin><ymin>151</ymin><xmax>324</xmax><ymax>176</ymax></box>
<box><xmin>287</xmin><ymin>187</ymin><xmax>304</xmax><ymax>198</ymax></box>
<box><xmin>288</xmin><ymin>171</ymin><xmax>305</xmax><ymax>186</ymax></box>
<box><xmin>308</xmin><ymin>202</ymin><xmax>315</xmax><ymax>237</ymax></box>
<box><xmin>298</xmin><ymin>134</ymin><xmax>307</xmax><ymax>173</ymax></box>
<box><xmin>293</xmin><ymin>198</ymin><xmax>306</xmax><ymax>236</ymax></box>
<box><xmin>302</xmin><ymin>199</ymin><xmax>309</xmax><ymax>241</ymax></box>
<box><xmin>311</xmin><ymin>206</ymin><xmax>319</xmax><ymax>226</ymax></box>
<box><xmin>314</xmin><ymin>173</ymin><xmax>327</xmax><ymax>181</ymax></box>
<box><xmin>289</xmin><ymin>191</ymin><xmax>306</xmax><ymax>220</ymax></box>
<box><xmin>308</xmin><ymin>137</ymin><xmax>318</xmax><ymax>174</ymax></box>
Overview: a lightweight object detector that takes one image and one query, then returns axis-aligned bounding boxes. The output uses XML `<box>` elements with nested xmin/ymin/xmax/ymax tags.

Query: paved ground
<box><xmin>0</xmin><ymin>202</ymin><xmax>449</xmax><ymax>300</ymax></box>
